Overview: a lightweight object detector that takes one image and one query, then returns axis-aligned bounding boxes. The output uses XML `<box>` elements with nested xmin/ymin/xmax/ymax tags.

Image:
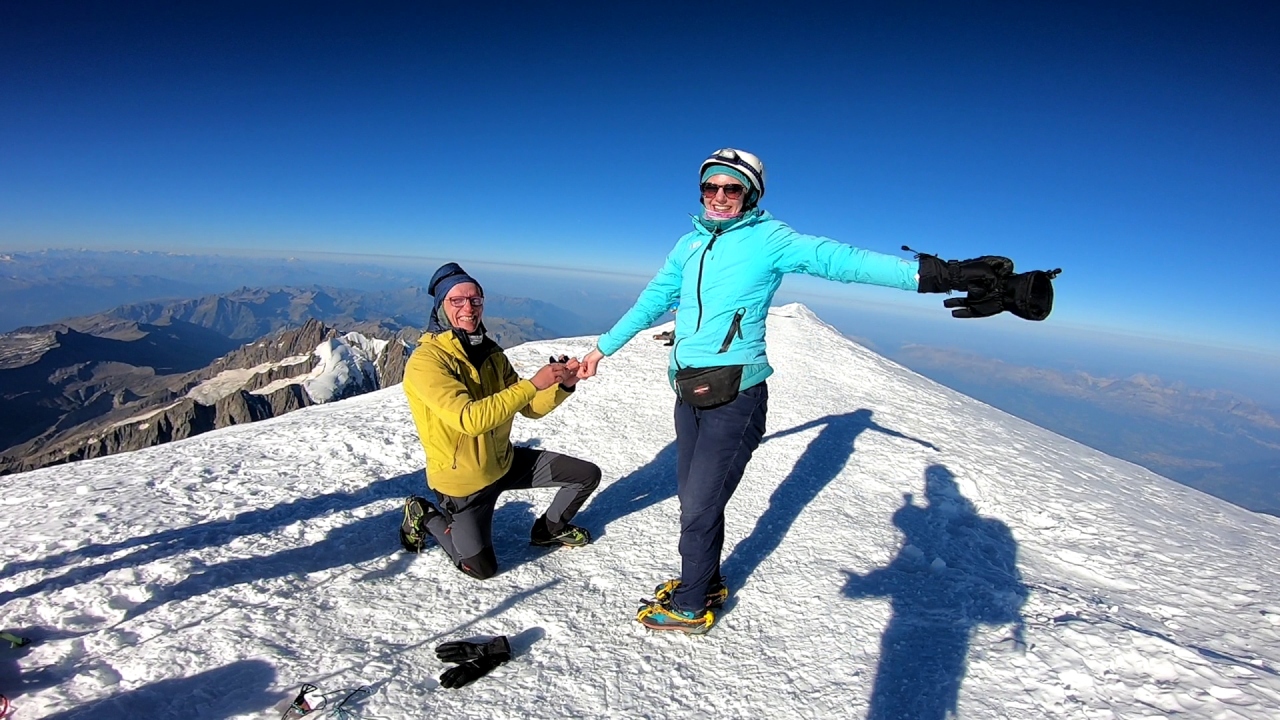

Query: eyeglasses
<box><xmin>446</xmin><ymin>296</ymin><xmax>484</xmax><ymax>308</ymax></box>
<box><xmin>700</xmin><ymin>182</ymin><xmax>746</xmax><ymax>199</ymax></box>
<box><xmin>700</xmin><ymin>182</ymin><xmax>745</xmax><ymax>200</ymax></box>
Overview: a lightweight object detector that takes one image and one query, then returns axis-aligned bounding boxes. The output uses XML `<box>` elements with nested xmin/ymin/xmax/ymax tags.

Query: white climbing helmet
<box><xmin>700</xmin><ymin>148</ymin><xmax>767</xmax><ymax>203</ymax></box>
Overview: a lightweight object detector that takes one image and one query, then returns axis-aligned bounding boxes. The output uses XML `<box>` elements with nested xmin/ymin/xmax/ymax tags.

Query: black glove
<box><xmin>1000</xmin><ymin>269</ymin><xmax>1057</xmax><ymax>321</ymax></box>
<box><xmin>910</xmin><ymin>247</ymin><xmax>1060</xmax><ymax>321</ymax></box>
<box><xmin>436</xmin><ymin>635</ymin><xmax>511</xmax><ymax>664</ymax></box>
<box><xmin>946</xmin><ymin>268</ymin><xmax>1060</xmax><ymax>320</ymax></box>
<box><xmin>915</xmin><ymin>253</ymin><xmax>1014</xmax><ymax>295</ymax></box>
<box><xmin>439</xmin><ymin>656</ymin><xmax>507</xmax><ymax>688</ymax></box>
<box><xmin>436</xmin><ymin>636</ymin><xmax>511</xmax><ymax>689</ymax></box>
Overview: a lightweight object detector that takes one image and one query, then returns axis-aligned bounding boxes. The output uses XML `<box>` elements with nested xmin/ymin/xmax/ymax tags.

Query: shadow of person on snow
<box><xmin>0</xmin><ymin>626</ymin><xmax>92</xmax><ymax>700</ymax></box>
<box><xmin>1</xmin><ymin>471</ymin><xmax>425</xmax><ymax>604</ymax></box>
<box><xmin>119</xmin><ymin>488</ymin><xmax>507</xmax><ymax>622</ymax></box>
<box><xmin>38</xmin><ymin>658</ymin><xmax>278</xmax><ymax>720</ymax></box>
<box><xmin>574</xmin><ymin>442</ymin><xmax>678</xmax><ymax>539</ymax></box>
<box><xmin>843</xmin><ymin>464</ymin><xmax>1027</xmax><ymax>720</ymax></box>
<box><xmin>460</xmin><ymin>442</ymin><xmax>677</xmax><ymax>578</ymax></box>
<box><xmin>305</xmin><ymin>580</ymin><xmax>560</xmax><ymax>691</ymax></box>
<box><xmin>721</xmin><ymin>410</ymin><xmax>936</xmax><ymax>597</ymax></box>
<box><xmin>116</xmin><ymin>496</ymin><xmax>545</xmax><ymax>620</ymax></box>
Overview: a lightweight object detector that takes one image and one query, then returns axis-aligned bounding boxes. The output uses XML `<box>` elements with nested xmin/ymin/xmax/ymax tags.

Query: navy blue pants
<box><xmin>671</xmin><ymin>382</ymin><xmax>769</xmax><ymax>612</ymax></box>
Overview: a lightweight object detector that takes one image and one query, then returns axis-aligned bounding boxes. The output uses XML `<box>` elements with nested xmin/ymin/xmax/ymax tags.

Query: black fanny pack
<box><xmin>675</xmin><ymin>365</ymin><xmax>743</xmax><ymax>409</ymax></box>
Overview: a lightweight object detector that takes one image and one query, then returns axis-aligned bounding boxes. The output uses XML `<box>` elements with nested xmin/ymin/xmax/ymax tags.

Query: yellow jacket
<box><xmin>403</xmin><ymin>330</ymin><xmax>572</xmax><ymax>497</ymax></box>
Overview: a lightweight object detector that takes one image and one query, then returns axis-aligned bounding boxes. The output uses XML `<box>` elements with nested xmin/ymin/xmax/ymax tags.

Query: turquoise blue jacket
<box><xmin>597</xmin><ymin>209</ymin><xmax>920</xmax><ymax>391</ymax></box>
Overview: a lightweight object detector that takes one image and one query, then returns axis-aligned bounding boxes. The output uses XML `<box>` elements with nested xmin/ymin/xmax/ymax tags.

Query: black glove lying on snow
<box><xmin>436</xmin><ymin>636</ymin><xmax>511</xmax><ymax>689</ymax></box>
<box><xmin>911</xmin><ymin>248</ymin><xmax>1060</xmax><ymax>321</ymax></box>
<box><xmin>436</xmin><ymin>635</ymin><xmax>511</xmax><ymax>664</ymax></box>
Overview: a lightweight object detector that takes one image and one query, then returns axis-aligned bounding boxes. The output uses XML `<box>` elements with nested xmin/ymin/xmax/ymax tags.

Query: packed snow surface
<box><xmin>2</xmin><ymin>305</ymin><xmax>1278</xmax><ymax>719</ymax></box>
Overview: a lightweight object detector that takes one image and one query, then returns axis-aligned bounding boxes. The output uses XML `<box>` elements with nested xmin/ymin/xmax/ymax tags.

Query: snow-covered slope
<box><xmin>2</xmin><ymin>304</ymin><xmax>1278</xmax><ymax>719</ymax></box>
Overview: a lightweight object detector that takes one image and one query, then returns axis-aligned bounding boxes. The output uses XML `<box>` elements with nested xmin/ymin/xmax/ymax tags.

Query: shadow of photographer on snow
<box><xmin>844</xmin><ymin>464</ymin><xmax>1028</xmax><ymax>720</ymax></box>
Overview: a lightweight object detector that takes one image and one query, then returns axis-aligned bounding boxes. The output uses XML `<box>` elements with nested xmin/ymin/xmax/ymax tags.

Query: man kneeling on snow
<box><xmin>400</xmin><ymin>263</ymin><xmax>601</xmax><ymax>579</ymax></box>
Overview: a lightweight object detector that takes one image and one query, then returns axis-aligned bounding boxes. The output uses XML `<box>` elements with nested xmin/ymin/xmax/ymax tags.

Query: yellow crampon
<box><xmin>653</xmin><ymin>579</ymin><xmax>681</xmax><ymax>602</ymax></box>
<box><xmin>636</xmin><ymin>600</ymin><xmax>715</xmax><ymax>635</ymax></box>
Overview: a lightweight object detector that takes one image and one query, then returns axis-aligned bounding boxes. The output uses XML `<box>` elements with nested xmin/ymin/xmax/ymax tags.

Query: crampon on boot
<box><xmin>636</xmin><ymin>597</ymin><xmax>715</xmax><ymax>635</ymax></box>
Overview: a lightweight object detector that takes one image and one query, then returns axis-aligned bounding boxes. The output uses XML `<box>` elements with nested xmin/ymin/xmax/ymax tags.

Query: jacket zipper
<box><xmin>694</xmin><ymin>229</ymin><xmax>722</xmax><ymax>332</ymax></box>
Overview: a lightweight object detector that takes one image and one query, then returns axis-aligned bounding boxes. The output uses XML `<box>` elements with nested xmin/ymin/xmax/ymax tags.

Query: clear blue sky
<box><xmin>2</xmin><ymin>1</ymin><xmax>1277</xmax><ymax>353</ymax></box>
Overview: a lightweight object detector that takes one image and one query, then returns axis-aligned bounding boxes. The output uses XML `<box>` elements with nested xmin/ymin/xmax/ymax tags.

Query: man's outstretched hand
<box><xmin>530</xmin><ymin>362</ymin><xmax>574</xmax><ymax>390</ymax></box>
<box><xmin>550</xmin><ymin>355</ymin><xmax>582</xmax><ymax>388</ymax></box>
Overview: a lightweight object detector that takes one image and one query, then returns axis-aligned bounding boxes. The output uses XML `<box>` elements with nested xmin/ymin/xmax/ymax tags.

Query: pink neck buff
<box><xmin>703</xmin><ymin>209</ymin><xmax>742</xmax><ymax>221</ymax></box>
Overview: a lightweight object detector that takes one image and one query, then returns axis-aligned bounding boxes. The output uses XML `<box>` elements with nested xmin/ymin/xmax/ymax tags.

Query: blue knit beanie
<box><xmin>428</xmin><ymin>262</ymin><xmax>483</xmax><ymax>332</ymax></box>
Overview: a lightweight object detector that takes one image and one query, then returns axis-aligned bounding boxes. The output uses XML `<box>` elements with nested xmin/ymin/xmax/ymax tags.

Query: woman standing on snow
<box><xmin>576</xmin><ymin>148</ymin><xmax>1055</xmax><ymax>634</ymax></box>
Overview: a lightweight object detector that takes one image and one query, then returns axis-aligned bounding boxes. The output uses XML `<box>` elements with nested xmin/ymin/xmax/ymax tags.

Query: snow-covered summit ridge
<box><xmin>2</xmin><ymin>304</ymin><xmax>1278</xmax><ymax>719</ymax></box>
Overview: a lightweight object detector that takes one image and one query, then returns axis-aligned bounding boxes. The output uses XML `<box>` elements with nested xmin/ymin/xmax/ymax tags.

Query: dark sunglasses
<box><xmin>700</xmin><ymin>182</ymin><xmax>746</xmax><ymax>199</ymax></box>
<box><xmin>446</xmin><ymin>296</ymin><xmax>484</xmax><ymax>308</ymax></box>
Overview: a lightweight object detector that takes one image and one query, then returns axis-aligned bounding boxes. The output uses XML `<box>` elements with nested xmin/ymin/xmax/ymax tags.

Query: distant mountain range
<box><xmin>0</xmin><ymin>249</ymin><xmax>436</xmax><ymax>331</ymax></box>
<box><xmin>0</xmin><ymin>285</ymin><xmax>581</xmax><ymax>475</ymax></box>
<box><xmin>893</xmin><ymin>345</ymin><xmax>1280</xmax><ymax>516</ymax></box>
<box><xmin>83</xmin><ymin>285</ymin><xmax>589</xmax><ymax>341</ymax></box>
<box><xmin>0</xmin><ymin>248</ymin><xmax>637</xmax><ymax>334</ymax></box>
